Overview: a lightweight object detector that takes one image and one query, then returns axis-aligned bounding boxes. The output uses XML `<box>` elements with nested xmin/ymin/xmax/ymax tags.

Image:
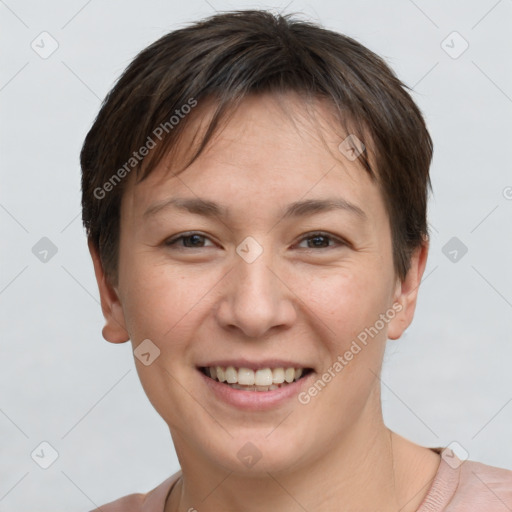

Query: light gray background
<box><xmin>1</xmin><ymin>0</ymin><xmax>511</xmax><ymax>510</ymax></box>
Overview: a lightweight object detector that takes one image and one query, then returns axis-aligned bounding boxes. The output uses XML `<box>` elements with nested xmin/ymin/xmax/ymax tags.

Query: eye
<box><xmin>296</xmin><ymin>231</ymin><xmax>346</xmax><ymax>250</ymax></box>
<box><xmin>164</xmin><ymin>231</ymin><xmax>347</xmax><ymax>251</ymax></box>
<box><xmin>164</xmin><ymin>232</ymin><xmax>216</xmax><ymax>249</ymax></box>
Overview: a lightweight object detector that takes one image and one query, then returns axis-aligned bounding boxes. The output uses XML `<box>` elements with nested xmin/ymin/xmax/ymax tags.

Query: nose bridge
<box><xmin>236</xmin><ymin>236</ymin><xmax>275</xmax><ymax>290</ymax></box>
<box><xmin>234</xmin><ymin>234</ymin><xmax>278</xmax><ymax>309</ymax></box>
<box><xmin>216</xmin><ymin>234</ymin><xmax>294</xmax><ymax>338</ymax></box>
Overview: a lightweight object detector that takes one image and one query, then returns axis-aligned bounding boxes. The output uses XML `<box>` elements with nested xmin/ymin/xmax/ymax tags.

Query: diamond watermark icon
<box><xmin>31</xmin><ymin>441</ymin><xmax>59</xmax><ymax>469</ymax></box>
<box><xmin>441</xmin><ymin>31</ymin><xmax>469</xmax><ymax>59</ymax></box>
<box><xmin>134</xmin><ymin>338</ymin><xmax>160</xmax><ymax>366</ymax></box>
<box><xmin>237</xmin><ymin>441</ymin><xmax>262</xmax><ymax>468</ymax></box>
<box><xmin>31</xmin><ymin>31</ymin><xmax>59</xmax><ymax>59</ymax></box>
<box><xmin>442</xmin><ymin>441</ymin><xmax>469</xmax><ymax>469</ymax></box>
<box><xmin>338</xmin><ymin>134</ymin><xmax>365</xmax><ymax>161</ymax></box>
<box><xmin>32</xmin><ymin>237</ymin><xmax>58</xmax><ymax>263</ymax></box>
<box><xmin>442</xmin><ymin>236</ymin><xmax>468</xmax><ymax>263</ymax></box>
<box><xmin>236</xmin><ymin>236</ymin><xmax>263</xmax><ymax>264</ymax></box>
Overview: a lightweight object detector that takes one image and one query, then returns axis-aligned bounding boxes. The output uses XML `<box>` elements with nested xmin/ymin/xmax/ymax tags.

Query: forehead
<box><xmin>121</xmin><ymin>93</ymin><xmax>386</xmax><ymax>228</ymax></box>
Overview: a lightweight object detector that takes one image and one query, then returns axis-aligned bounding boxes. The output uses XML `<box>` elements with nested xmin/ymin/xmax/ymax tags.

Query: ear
<box><xmin>88</xmin><ymin>238</ymin><xmax>130</xmax><ymax>344</ymax></box>
<box><xmin>387</xmin><ymin>237</ymin><xmax>429</xmax><ymax>340</ymax></box>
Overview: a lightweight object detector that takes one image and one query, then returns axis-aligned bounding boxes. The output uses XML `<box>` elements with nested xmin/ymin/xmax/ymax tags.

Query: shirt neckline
<box><xmin>415</xmin><ymin>446</ymin><xmax>461</xmax><ymax>512</ymax></box>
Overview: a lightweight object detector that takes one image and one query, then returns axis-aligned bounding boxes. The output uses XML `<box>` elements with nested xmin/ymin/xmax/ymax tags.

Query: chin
<box><xmin>197</xmin><ymin>426</ymin><xmax>311</xmax><ymax>477</ymax></box>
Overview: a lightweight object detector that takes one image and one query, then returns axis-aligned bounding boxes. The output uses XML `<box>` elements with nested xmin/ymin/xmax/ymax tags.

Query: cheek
<box><xmin>120</xmin><ymin>261</ymin><xmax>218</xmax><ymax>348</ymax></box>
<box><xmin>301</xmin><ymin>269</ymin><xmax>390</xmax><ymax>418</ymax></box>
<box><xmin>304</xmin><ymin>267</ymin><xmax>387</xmax><ymax>342</ymax></box>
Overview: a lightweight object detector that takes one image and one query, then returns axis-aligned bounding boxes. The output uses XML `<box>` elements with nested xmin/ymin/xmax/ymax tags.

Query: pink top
<box><xmin>91</xmin><ymin>447</ymin><xmax>512</xmax><ymax>511</ymax></box>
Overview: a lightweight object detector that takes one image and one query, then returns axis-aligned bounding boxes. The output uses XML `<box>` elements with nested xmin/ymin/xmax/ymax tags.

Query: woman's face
<box><xmin>97</xmin><ymin>93</ymin><xmax>421</xmax><ymax>475</ymax></box>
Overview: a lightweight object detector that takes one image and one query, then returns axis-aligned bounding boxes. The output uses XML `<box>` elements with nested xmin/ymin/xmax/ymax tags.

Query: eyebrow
<box><xmin>143</xmin><ymin>196</ymin><xmax>367</xmax><ymax>222</ymax></box>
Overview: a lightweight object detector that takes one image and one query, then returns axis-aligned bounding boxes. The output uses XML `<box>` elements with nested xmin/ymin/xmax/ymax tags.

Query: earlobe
<box><xmin>387</xmin><ymin>239</ymin><xmax>429</xmax><ymax>341</ymax></box>
<box><xmin>88</xmin><ymin>238</ymin><xmax>130</xmax><ymax>344</ymax></box>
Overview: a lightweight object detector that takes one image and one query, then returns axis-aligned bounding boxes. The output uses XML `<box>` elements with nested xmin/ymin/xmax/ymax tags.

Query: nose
<box><xmin>214</xmin><ymin>240</ymin><xmax>297</xmax><ymax>339</ymax></box>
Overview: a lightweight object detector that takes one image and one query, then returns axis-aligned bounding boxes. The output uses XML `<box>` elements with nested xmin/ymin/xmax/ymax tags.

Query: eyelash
<box><xmin>164</xmin><ymin>231</ymin><xmax>347</xmax><ymax>251</ymax></box>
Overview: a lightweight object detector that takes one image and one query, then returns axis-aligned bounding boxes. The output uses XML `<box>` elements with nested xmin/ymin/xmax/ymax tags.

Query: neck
<box><xmin>165</xmin><ymin>413</ymin><xmax>416</xmax><ymax>511</ymax></box>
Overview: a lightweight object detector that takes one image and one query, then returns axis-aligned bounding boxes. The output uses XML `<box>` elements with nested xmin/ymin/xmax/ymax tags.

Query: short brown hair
<box><xmin>81</xmin><ymin>9</ymin><xmax>433</xmax><ymax>286</ymax></box>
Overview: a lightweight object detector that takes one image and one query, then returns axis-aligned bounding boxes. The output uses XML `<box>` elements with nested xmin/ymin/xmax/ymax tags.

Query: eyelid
<box><xmin>295</xmin><ymin>231</ymin><xmax>347</xmax><ymax>249</ymax></box>
<box><xmin>164</xmin><ymin>231</ymin><xmax>348</xmax><ymax>250</ymax></box>
<box><xmin>165</xmin><ymin>231</ymin><xmax>216</xmax><ymax>248</ymax></box>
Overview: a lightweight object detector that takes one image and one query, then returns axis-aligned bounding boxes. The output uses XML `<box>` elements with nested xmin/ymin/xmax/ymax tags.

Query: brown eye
<box><xmin>165</xmin><ymin>232</ymin><xmax>215</xmax><ymax>249</ymax></box>
<box><xmin>296</xmin><ymin>232</ymin><xmax>346</xmax><ymax>250</ymax></box>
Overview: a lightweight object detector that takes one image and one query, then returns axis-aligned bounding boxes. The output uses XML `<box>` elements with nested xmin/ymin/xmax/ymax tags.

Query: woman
<box><xmin>81</xmin><ymin>9</ymin><xmax>512</xmax><ymax>511</ymax></box>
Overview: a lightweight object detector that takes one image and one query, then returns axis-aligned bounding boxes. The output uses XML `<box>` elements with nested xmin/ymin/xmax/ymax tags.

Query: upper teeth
<box><xmin>206</xmin><ymin>366</ymin><xmax>304</xmax><ymax>386</ymax></box>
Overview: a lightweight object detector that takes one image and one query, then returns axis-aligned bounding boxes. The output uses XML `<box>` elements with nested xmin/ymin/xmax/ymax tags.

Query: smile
<box><xmin>199</xmin><ymin>365</ymin><xmax>313</xmax><ymax>392</ymax></box>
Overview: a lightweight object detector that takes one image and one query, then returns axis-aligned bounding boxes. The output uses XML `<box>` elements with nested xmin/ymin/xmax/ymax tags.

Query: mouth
<box><xmin>198</xmin><ymin>365</ymin><xmax>314</xmax><ymax>392</ymax></box>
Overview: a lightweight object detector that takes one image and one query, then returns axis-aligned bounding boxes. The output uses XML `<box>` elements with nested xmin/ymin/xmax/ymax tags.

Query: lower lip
<box><xmin>198</xmin><ymin>369</ymin><xmax>314</xmax><ymax>411</ymax></box>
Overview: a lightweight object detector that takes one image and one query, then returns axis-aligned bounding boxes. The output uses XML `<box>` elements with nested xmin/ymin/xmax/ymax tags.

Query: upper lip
<box><xmin>198</xmin><ymin>359</ymin><xmax>314</xmax><ymax>371</ymax></box>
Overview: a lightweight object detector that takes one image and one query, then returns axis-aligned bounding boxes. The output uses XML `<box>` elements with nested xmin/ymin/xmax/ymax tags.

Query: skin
<box><xmin>89</xmin><ymin>92</ymin><xmax>441</xmax><ymax>511</ymax></box>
